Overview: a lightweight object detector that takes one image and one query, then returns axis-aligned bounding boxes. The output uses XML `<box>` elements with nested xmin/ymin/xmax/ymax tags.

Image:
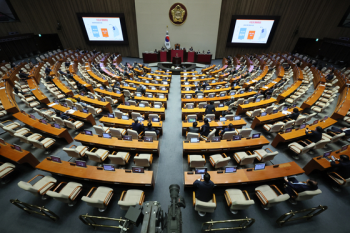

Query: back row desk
<box><xmin>276</xmin><ymin>80</ymin><xmax>303</xmax><ymax>103</ymax></box>
<box><xmin>94</xmin><ymin>88</ymin><xmax>125</xmax><ymax>104</ymax></box>
<box><xmin>251</xmin><ymin>107</ymin><xmax>303</xmax><ymax>129</ymax></box>
<box><xmin>182</xmin><ymin>106</ymin><xmax>228</xmax><ymax>120</ymax></box>
<box><xmin>303</xmin><ymin>147</ymin><xmax>350</xmax><ymax>175</ymax></box>
<box><xmin>74</xmin><ymin>134</ymin><xmax>160</xmax><ymax>156</ymax></box>
<box><xmin>0</xmin><ymin>141</ymin><xmax>39</xmax><ymax>168</ymax></box>
<box><xmin>36</xmin><ymin>159</ymin><xmax>155</xmax><ymax>188</ymax></box>
<box><xmin>181</xmin><ymin>92</ymin><xmax>257</xmax><ymax>105</ymax></box>
<box><xmin>73</xmin><ymin>94</ymin><xmax>113</xmax><ymax>113</ymax></box>
<box><xmin>13</xmin><ymin>112</ymin><xmax>73</xmax><ymax>143</ymax></box>
<box><xmin>183</xmin><ymin>137</ymin><xmax>270</xmax><ymax>156</ymax></box>
<box><xmin>27</xmin><ymin>78</ymin><xmax>50</xmax><ymax>104</ymax></box>
<box><xmin>236</xmin><ymin>98</ymin><xmax>277</xmax><ymax>115</ymax></box>
<box><xmin>181</xmin><ymin>81</ymin><xmax>227</xmax><ymax>89</ymax></box>
<box><xmin>182</xmin><ymin>119</ymin><xmax>247</xmax><ymax>136</ymax></box>
<box><xmin>48</xmin><ymin>102</ymin><xmax>96</xmax><ymax>125</ymax></box>
<box><xmin>184</xmin><ymin>162</ymin><xmax>304</xmax><ymax>187</ymax></box>
<box><xmin>125</xmin><ymin>79</ymin><xmax>170</xmax><ymax>89</ymax></box>
<box><xmin>271</xmin><ymin>118</ymin><xmax>337</xmax><ymax>147</ymax></box>
<box><xmin>202</xmin><ymin>65</ymin><xmax>215</xmax><ymax>73</ymax></box>
<box><xmin>99</xmin><ymin>116</ymin><xmax>163</xmax><ymax>135</ymax></box>
<box><xmin>117</xmin><ymin>105</ymin><xmax>166</xmax><ymax>120</ymax></box>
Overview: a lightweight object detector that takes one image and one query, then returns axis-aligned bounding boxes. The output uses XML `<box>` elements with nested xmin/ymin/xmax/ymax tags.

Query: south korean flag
<box><xmin>165</xmin><ymin>30</ymin><xmax>171</xmax><ymax>49</ymax></box>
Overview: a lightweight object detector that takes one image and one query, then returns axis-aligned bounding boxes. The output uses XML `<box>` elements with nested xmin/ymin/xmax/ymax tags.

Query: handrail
<box><xmin>10</xmin><ymin>199</ymin><xmax>59</xmax><ymax>221</ymax></box>
<box><xmin>202</xmin><ymin>217</ymin><xmax>255</xmax><ymax>232</ymax></box>
<box><xmin>276</xmin><ymin>205</ymin><xmax>328</xmax><ymax>226</ymax></box>
<box><xmin>79</xmin><ymin>214</ymin><xmax>130</xmax><ymax>231</ymax></box>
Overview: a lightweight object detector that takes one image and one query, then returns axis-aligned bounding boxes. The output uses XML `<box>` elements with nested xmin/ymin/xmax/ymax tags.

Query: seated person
<box><xmin>220</xmin><ymin>123</ymin><xmax>235</xmax><ymax>135</ymax></box>
<box><xmin>45</xmin><ymin>75</ymin><xmax>54</xmax><ymax>82</ymax></box>
<box><xmin>188</xmin><ymin>122</ymin><xmax>200</xmax><ymax>134</ymax></box>
<box><xmin>55</xmin><ymin>110</ymin><xmax>69</xmax><ymax>120</ymax></box>
<box><xmin>132</xmin><ymin>119</ymin><xmax>144</xmax><ymax>134</ymax></box>
<box><xmin>326</xmin><ymin>72</ymin><xmax>334</xmax><ymax>82</ymax></box>
<box><xmin>305</xmin><ymin>126</ymin><xmax>323</xmax><ymax>143</ymax></box>
<box><xmin>327</xmin><ymin>126</ymin><xmax>350</xmax><ymax>136</ymax></box>
<box><xmin>222</xmin><ymin>109</ymin><xmax>232</xmax><ymax>117</ymax></box>
<box><xmin>205</xmin><ymin>101</ymin><xmax>216</xmax><ymax>114</ymax></box>
<box><xmin>193</xmin><ymin>173</ymin><xmax>214</xmax><ymax>202</ymax></box>
<box><xmin>65</xmin><ymin>61</ymin><xmax>70</xmax><ymax>68</ymax></box>
<box><xmin>265</xmin><ymin>87</ymin><xmax>274</xmax><ymax>97</ymax></box>
<box><xmin>330</xmin><ymin>155</ymin><xmax>350</xmax><ymax>179</ymax></box>
<box><xmin>189</xmin><ymin>46</ymin><xmax>194</xmax><ymax>51</ymax></box>
<box><xmin>253</xmin><ymin>90</ymin><xmax>262</xmax><ymax>99</ymax></box>
<box><xmin>284</xmin><ymin>177</ymin><xmax>318</xmax><ymax>199</ymax></box>
<box><xmin>58</xmin><ymin>70</ymin><xmax>67</xmax><ymax>76</ymax></box>
<box><xmin>144</xmin><ymin>122</ymin><xmax>159</xmax><ymax>135</ymax></box>
<box><xmin>207</xmin><ymin>50</ymin><xmax>211</xmax><ymax>54</ymax></box>
<box><xmin>45</xmin><ymin>67</ymin><xmax>51</xmax><ymax>75</ymax></box>
<box><xmin>76</xmin><ymin>97</ymin><xmax>88</xmax><ymax>107</ymax></box>
<box><xmin>200</xmin><ymin>118</ymin><xmax>210</xmax><ymax>137</ymax></box>
<box><xmin>18</xmin><ymin>70</ymin><xmax>29</xmax><ymax>80</ymax></box>
<box><xmin>287</xmin><ymin>108</ymin><xmax>300</xmax><ymax>120</ymax></box>
<box><xmin>195</xmin><ymin>88</ymin><xmax>204</xmax><ymax>96</ymax></box>
<box><xmin>201</xmin><ymin>81</ymin><xmax>209</xmax><ymax>89</ymax></box>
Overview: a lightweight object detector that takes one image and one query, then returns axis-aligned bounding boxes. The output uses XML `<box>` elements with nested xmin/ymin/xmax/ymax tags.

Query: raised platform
<box><xmin>157</xmin><ymin>62</ymin><xmax>197</xmax><ymax>75</ymax></box>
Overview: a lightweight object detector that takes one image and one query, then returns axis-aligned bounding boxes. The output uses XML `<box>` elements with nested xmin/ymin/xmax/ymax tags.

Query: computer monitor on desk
<box><xmin>254</xmin><ymin>163</ymin><xmax>265</xmax><ymax>170</ymax></box>
<box><xmin>51</xmin><ymin>156</ymin><xmax>62</xmax><ymax>163</ymax></box>
<box><xmin>252</xmin><ymin>133</ymin><xmax>260</xmax><ymax>139</ymax></box>
<box><xmin>261</xmin><ymin>112</ymin><xmax>267</xmax><ymax>116</ymax></box>
<box><xmin>122</xmin><ymin>115</ymin><xmax>129</xmax><ymax>120</ymax></box>
<box><xmin>108</xmin><ymin>113</ymin><xmax>115</xmax><ymax>118</ymax></box>
<box><xmin>76</xmin><ymin>160</ymin><xmax>87</xmax><ymax>168</ymax></box>
<box><xmin>190</xmin><ymin>138</ymin><xmax>199</xmax><ymax>143</ymax></box>
<box><xmin>53</xmin><ymin>123</ymin><xmax>61</xmax><ymax>129</ymax></box>
<box><xmin>341</xmin><ymin>145</ymin><xmax>348</xmax><ymax>152</ymax></box>
<box><xmin>220</xmin><ymin>117</ymin><xmax>226</xmax><ymax>122</ymax></box>
<box><xmin>225</xmin><ymin>166</ymin><xmax>237</xmax><ymax>173</ymax></box>
<box><xmin>211</xmin><ymin>136</ymin><xmax>221</xmax><ymax>142</ymax></box>
<box><xmin>103</xmin><ymin>133</ymin><xmax>111</xmax><ymax>139</ymax></box>
<box><xmin>234</xmin><ymin>116</ymin><xmax>241</xmax><ymax>120</ymax></box>
<box><xmin>323</xmin><ymin>151</ymin><xmax>331</xmax><ymax>158</ymax></box>
<box><xmin>188</xmin><ymin>118</ymin><xmax>196</xmax><ymax>123</ymax></box>
<box><xmin>132</xmin><ymin>166</ymin><xmax>144</xmax><ymax>173</ymax></box>
<box><xmin>84</xmin><ymin>130</ymin><xmax>93</xmax><ymax>136</ymax></box>
<box><xmin>233</xmin><ymin>135</ymin><xmax>241</xmax><ymax>140</ymax></box>
<box><xmin>195</xmin><ymin>167</ymin><xmax>207</xmax><ymax>179</ymax></box>
<box><xmin>123</xmin><ymin>135</ymin><xmax>132</xmax><ymax>141</ymax></box>
<box><xmin>285</xmin><ymin>128</ymin><xmax>292</xmax><ymax>133</ymax></box>
<box><xmin>103</xmin><ymin>164</ymin><xmax>115</xmax><ymax>171</ymax></box>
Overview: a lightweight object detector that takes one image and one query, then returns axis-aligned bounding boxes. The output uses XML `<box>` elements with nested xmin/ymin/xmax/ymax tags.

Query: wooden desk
<box><xmin>85</xmin><ymin>63</ymin><xmax>109</xmax><ymax>86</ymax></box>
<box><xmin>209</xmin><ymin>65</ymin><xmax>227</xmax><ymax>75</ymax></box>
<box><xmin>277</xmin><ymin>80</ymin><xmax>303</xmax><ymax>103</ymax></box>
<box><xmin>73</xmin><ymin>95</ymin><xmax>112</xmax><ymax>113</ymax></box>
<box><xmin>0</xmin><ymin>142</ymin><xmax>39</xmax><ymax>168</ymax></box>
<box><xmin>13</xmin><ymin>112</ymin><xmax>73</xmax><ymax>143</ymax></box>
<box><xmin>251</xmin><ymin>107</ymin><xmax>303</xmax><ymax>129</ymax></box>
<box><xmin>73</xmin><ymin>74</ymin><xmax>94</xmax><ymax>93</ymax></box>
<box><xmin>94</xmin><ymin>88</ymin><xmax>125</xmax><ymax>104</ymax></box>
<box><xmin>0</xmin><ymin>81</ymin><xmax>19</xmax><ymax>113</ymax></box>
<box><xmin>182</xmin><ymin>119</ymin><xmax>246</xmax><ymax>136</ymax></box>
<box><xmin>53</xmin><ymin>77</ymin><xmax>73</xmax><ymax>96</ymax></box>
<box><xmin>99</xmin><ymin>116</ymin><xmax>163</xmax><ymax>135</ymax></box>
<box><xmin>74</xmin><ymin>134</ymin><xmax>160</xmax><ymax>156</ymax></box>
<box><xmin>120</xmin><ymin>86</ymin><xmax>169</xmax><ymax>96</ymax></box>
<box><xmin>183</xmin><ymin>137</ymin><xmax>269</xmax><ymax>156</ymax></box>
<box><xmin>331</xmin><ymin>87</ymin><xmax>350</xmax><ymax>120</ymax></box>
<box><xmin>125</xmin><ymin>79</ymin><xmax>170</xmax><ymax>89</ymax></box>
<box><xmin>301</xmin><ymin>84</ymin><xmax>326</xmax><ymax>109</ymax></box>
<box><xmin>182</xmin><ymin>106</ymin><xmax>228</xmax><ymax>120</ymax></box>
<box><xmin>271</xmin><ymin>118</ymin><xmax>337</xmax><ymax>147</ymax></box>
<box><xmin>202</xmin><ymin>65</ymin><xmax>215</xmax><ymax>73</ymax></box>
<box><xmin>181</xmin><ymin>87</ymin><xmax>231</xmax><ymax>95</ymax></box>
<box><xmin>146</xmin><ymin>73</ymin><xmax>171</xmax><ymax>78</ymax></box>
<box><xmin>181</xmin><ymin>92</ymin><xmax>256</xmax><ymax>104</ymax></box>
<box><xmin>48</xmin><ymin>102</ymin><xmax>96</xmax><ymax>125</ymax></box>
<box><xmin>260</xmin><ymin>77</ymin><xmax>282</xmax><ymax>91</ymax></box>
<box><xmin>184</xmin><ymin>162</ymin><xmax>304</xmax><ymax>187</ymax></box>
<box><xmin>134</xmin><ymin>96</ymin><xmax>168</xmax><ymax>109</ymax></box>
<box><xmin>236</xmin><ymin>98</ymin><xmax>277</xmax><ymax>115</ymax></box>
<box><xmin>27</xmin><ymin>78</ymin><xmax>50</xmax><ymax>104</ymax></box>
<box><xmin>303</xmin><ymin>148</ymin><xmax>350</xmax><ymax>175</ymax></box>
<box><xmin>243</xmin><ymin>66</ymin><xmax>268</xmax><ymax>88</ymax></box>
<box><xmin>117</xmin><ymin>105</ymin><xmax>166</xmax><ymax>120</ymax></box>
<box><xmin>36</xmin><ymin>159</ymin><xmax>154</xmax><ymax>187</ymax></box>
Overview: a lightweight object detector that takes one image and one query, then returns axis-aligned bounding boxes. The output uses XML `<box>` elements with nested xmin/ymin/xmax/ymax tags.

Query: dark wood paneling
<box><xmin>0</xmin><ymin>0</ymin><xmax>138</xmax><ymax>57</ymax></box>
<box><xmin>216</xmin><ymin>0</ymin><xmax>350</xmax><ymax>58</ymax></box>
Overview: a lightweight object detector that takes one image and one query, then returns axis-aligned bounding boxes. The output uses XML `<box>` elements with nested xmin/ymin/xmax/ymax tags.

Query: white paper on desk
<box><xmin>253</xmin><ymin>80</ymin><xmax>257</xmax><ymax>82</ymax></box>
<box><xmin>282</xmin><ymin>111</ymin><xmax>291</xmax><ymax>115</ymax></box>
<box><xmin>48</xmin><ymin>103</ymin><xmax>57</xmax><ymax>107</ymax></box>
<box><xmin>263</xmin><ymin>86</ymin><xmax>268</xmax><ymax>89</ymax></box>
<box><xmin>0</xmin><ymin>87</ymin><xmax>5</xmax><ymax>90</ymax></box>
<box><xmin>272</xmin><ymin>81</ymin><xmax>277</xmax><ymax>83</ymax></box>
<box><xmin>66</xmin><ymin>110</ymin><xmax>76</xmax><ymax>114</ymax></box>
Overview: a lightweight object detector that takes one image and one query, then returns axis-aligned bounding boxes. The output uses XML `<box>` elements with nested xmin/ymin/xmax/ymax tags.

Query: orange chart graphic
<box><xmin>247</xmin><ymin>31</ymin><xmax>255</xmax><ymax>39</ymax></box>
<box><xmin>101</xmin><ymin>28</ymin><xmax>109</xmax><ymax>37</ymax></box>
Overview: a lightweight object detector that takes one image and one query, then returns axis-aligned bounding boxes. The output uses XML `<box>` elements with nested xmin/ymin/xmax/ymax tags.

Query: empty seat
<box><xmin>263</xmin><ymin>122</ymin><xmax>284</xmax><ymax>133</ymax></box>
<box><xmin>63</xmin><ymin>145</ymin><xmax>88</xmax><ymax>159</ymax></box>
<box><xmin>108</xmin><ymin>152</ymin><xmax>130</xmax><ymax>166</ymax></box>
<box><xmin>246</xmin><ymin>109</ymin><xmax>261</xmax><ymax>118</ymax></box>
<box><xmin>186</xmin><ymin>132</ymin><xmax>200</xmax><ymax>141</ymax></box>
<box><xmin>234</xmin><ymin>151</ymin><xmax>255</xmax><ymax>165</ymax></box>
<box><xmin>193</xmin><ymin>191</ymin><xmax>216</xmax><ymax>216</ymax></box>
<box><xmin>81</xmin><ymin>186</ymin><xmax>114</xmax><ymax>212</ymax></box>
<box><xmin>46</xmin><ymin>182</ymin><xmax>83</xmax><ymax>206</ymax></box>
<box><xmin>255</xmin><ymin>184</ymin><xmax>290</xmax><ymax>210</ymax></box>
<box><xmin>0</xmin><ymin>162</ymin><xmax>15</xmax><ymax>182</ymax></box>
<box><xmin>288</xmin><ymin>141</ymin><xmax>315</xmax><ymax>158</ymax></box>
<box><xmin>93</xmin><ymin>125</ymin><xmax>110</xmax><ymax>136</ymax></box>
<box><xmin>186</xmin><ymin>114</ymin><xmax>197</xmax><ymax>121</ymax></box>
<box><xmin>87</xmin><ymin>105</ymin><xmax>102</xmax><ymax>115</ymax></box>
<box><xmin>224</xmin><ymin>189</ymin><xmax>255</xmax><ymax>214</ymax></box>
<box><xmin>188</xmin><ymin>154</ymin><xmax>206</xmax><ymax>168</ymax></box>
<box><xmin>134</xmin><ymin>153</ymin><xmax>153</xmax><ymax>167</ymax></box>
<box><xmin>64</xmin><ymin>119</ymin><xmax>84</xmax><ymax>133</ymax></box>
<box><xmin>118</xmin><ymin>189</ymin><xmax>145</xmax><ymax>210</ymax></box>
<box><xmin>85</xmin><ymin>148</ymin><xmax>109</xmax><ymax>164</ymax></box>
<box><xmin>236</xmin><ymin>128</ymin><xmax>252</xmax><ymax>138</ymax></box>
<box><xmin>127</xmin><ymin>129</ymin><xmax>143</xmax><ymax>139</ymax></box>
<box><xmin>28</xmin><ymin>137</ymin><xmax>56</xmax><ymax>154</ymax></box>
<box><xmin>254</xmin><ymin>148</ymin><xmax>278</xmax><ymax>162</ymax></box>
<box><xmin>18</xmin><ymin>174</ymin><xmax>57</xmax><ymax>199</ymax></box>
<box><xmin>110</xmin><ymin>128</ymin><xmax>126</xmax><ymax>139</ymax></box>
<box><xmin>209</xmin><ymin>153</ymin><xmax>230</xmax><ymax>169</ymax></box>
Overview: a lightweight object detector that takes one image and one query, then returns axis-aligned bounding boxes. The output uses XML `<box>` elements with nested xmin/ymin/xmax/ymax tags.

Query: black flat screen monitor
<box><xmin>122</xmin><ymin>115</ymin><xmax>129</xmax><ymax>120</ymax></box>
<box><xmin>190</xmin><ymin>138</ymin><xmax>199</xmax><ymax>143</ymax></box>
<box><xmin>83</xmin><ymin>109</ymin><xmax>88</xmax><ymax>113</ymax></box>
<box><xmin>85</xmin><ymin>130</ymin><xmax>93</xmax><ymax>135</ymax></box>
<box><xmin>123</xmin><ymin>135</ymin><xmax>132</xmax><ymax>141</ymax></box>
<box><xmin>285</xmin><ymin>128</ymin><xmax>292</xmax><ymax>133</ymax></box>
<box><xmin>261</xmin><ymin>112</ymin><xmax>267</xmax><ymax>116</ymax></box>
<box><xmin>225</xmin><ymin>166</ymin><xmax>237</xmax><ymax>173</ymax></box>
<box><xmin>254</xmin><ymin>163</ymin><xmax>266</xmax><ymax>170</ymax></box>
<box><xmin>108</xmin><ymin>113</ymin><xmax>114</xmax><ymax>118</ymax></box>
<box><xmin>252</xmin><ymin>133</ymin><xmax>260</xmax><ymax>138</ymax></box>
<box><xmin>103</xmin><ymin>133</ymin><xmax>111</xmax><ymax>138</ymax></box>
<box><xmin>152</xmin><ymin>118</ymin><xmax>159</xmax><ymax>122</ymax></box>
<box><xmin>195</xmin><ymin>167</ymin><xmax>207</xmax><ymax>174</ymax></box>
<box><xmin>234</xmin><ymin>116</ymin><xmax>241</xmax><ymax>120</ymax></box>
<box><xmin>299</xmin><ymin>124</ymin><xmax>306</xmax><ymax>129</ymax></box>
<box><xmin>341</xmin><ymin>145</ymin><xmax>348</xmax><ymax>152</ymax></box>
<box><xmin>144</xmin><ymin>136</ymin><xmax>153</xmax><ymax>142</ymax></box>
<box><xmin>211</xmin><ymin>136</ymin><xmax>221</xmax><ymax>142</ymax></box>
<box><xmin>54</xmin><ymin>123</ymin><xmax>61</xmax><ymax>129</ymax></box>
<box><xmin>103</xmin><ymin>164</ymin><xmax>115</xmax><ymax>171</ymax></box>
<box><xmin>233</xmin><ymin>135</ymin><xmax>241</xmax><ymax>140</ymax></box>
<box><xmin>132</xmin><ymin>166</ymin><xmax>144</xmax><ymax>173</ymax></box>
<box><xmin>220</xmin><ymin>117</ymin><xmax>226</xmax><ymax>122</ymax></box>
<box><xmin>76</xmin><ymin>13</ymin><xmax>129</xmax><ymax>45</ymax></box>
<box><xmin>323</xmin><ymin>151</ymin><xmax>332</xmax><ymax>158</ymax></box>
<box><xmin>51</xmin><ymin>156</ymin><xmax>62</xmax><ymax>163</ymax></box>
<box><xmin>227</xmin><ymin>15</ymin><xmax>280</xmax><ymax>48</ymax></box>
<box><xmin>13</xmin><ymin>144</ymin><xmax>22</xmax><ymax>152</ymax></box>
<box><xmin>188</xmin><ymin>118</ymin><xmax>196</xmax><ymax>123</ymax></box>
<box><xmin>76</xmin><ymin>160</ymin><xmax>87</xmax><ymax>168</ymax></box>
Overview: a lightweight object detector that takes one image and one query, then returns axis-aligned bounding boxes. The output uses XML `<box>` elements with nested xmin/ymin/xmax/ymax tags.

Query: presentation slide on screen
<box><xmin>82</xmin><ymin>17</ymin><xmax>124</xmax><ymax>41</ymax></box>
<box><xmin>231</xmin><ymin>19</ymin><xmax>274</xmax><ymax>44</ymax></box>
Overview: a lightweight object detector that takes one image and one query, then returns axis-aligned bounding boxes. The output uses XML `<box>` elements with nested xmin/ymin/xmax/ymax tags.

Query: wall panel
<box><xmin>0</xmin><ymin>0</ymin><xmax>139</xmax><ymax>57</ymax></box>
<box><xmin>216</xmin><ymin>0</ymin><xmax>350</xmax><ymax>58</ymax></box>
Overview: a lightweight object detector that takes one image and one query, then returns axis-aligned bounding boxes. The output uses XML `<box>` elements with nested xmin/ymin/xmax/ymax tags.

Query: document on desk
<box><xmin>282</xmin><ymin>110</ymin><xmax>291</xmax><ymax>115</ymax></box>
<box><xmin>66</xmin><ymin>110</ymin><xmax>76</xmax><ymax>114</ymax></box>
<box><xmin>48</xmin><ymin>103</ymin><xmax>57</xmax><ymax>107</ymax></box>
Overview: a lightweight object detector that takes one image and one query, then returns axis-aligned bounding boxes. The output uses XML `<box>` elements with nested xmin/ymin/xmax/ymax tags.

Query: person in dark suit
<box><xmin>188</xmin><ymin>122</ymin><xmax>200</xmax><ymax>134</ymax></box>
<box><xmin>220</xmin><ymin>123</ymin><xmax>235</xmax><ymax>136</ymax></box>
<box><xmin>18</xmin><ymin>70</ymin><xmax>29</xmax><ymax>80</ymax></box>
<box><xmin>195</xmin><ymin>88</ymin><xmax>204</xmax><ymax>96</ymax></box>
<box><xmin>132</xmin><ymin>119</ymin><xmax>143</xmax><ymax>134</ymax></box>
<box><xmin>205</xmin><ymin>101</ymin><xmax>216</xmax><ymax>114</ymax></box>
<box><xmin>193</xmin><ymin>173</ymin><xmax>214</xmax><ymax>203</ymax></box>
<box><xmin>45</xmin><ymin>75</ymin><xmax>53</xmax><ymax>82</ymax></box>
<box><xmin>201</xmin><ymin>81</ymin><xmax>209</xmax><ymax>89</ymax></box>
<box><xmin>65</xmin><ymin>61</ymin><xmax>70</xmax><ymax>68</ymax></box>
<box><xmin>55</xmin><ymin>111</ymin><xmax>69</xmax><ymax>120</ymax></box>
<box><xmin>327</xmin><ymin>126</ymin><xmax>350</xmax><ymax>136</ymax></box>
<box><xmin>253</xmin><ymin>90</ymin><xmax>262</xmax><ymax>99</ymax></box>
<box><xmin>144</xmin><ymin>122</ymin><xmax>159</xmax><ymax>135</ymax></box>
<box><xmin>284</xmin><ymin>177</ymin><xmax>318</xmax><ymax>199</ymax></box>
<box><xmin>189</xmin><ymin>46</ymin><xmax>194</xmax><ymax>51</ymax></box>
<box><xmin>45</xmin><ymin>67</ymin><xmax>51</xmax><ymax>75</ymax></box>
<box><xmin>136</xmin><ymin>85</ymin><xmax>144</xmax><ymax>95</ymax></box>
<box><xmin>222</xmin><ymin>109</ymin><xmax>232</xmax><ymax>117</ymax></box>
<box><xmin>330</xmin><ymin>155</ymin><xmax>350</xmax><ymax>179</ymax></box>
<box><xmin>326</xmin><ymin>72</ymin><xmax>334</xmax><ymax>82</ymax></box>
<box><xmin>265</xmin><ymin>87</ymin><xmax>274</xmax><ymax>97</ymax></box>
<box><xmin>200</xmin><ymin>118</ymin><xmax>210</xmax><ymax>137</ymax></box>
<box><xmin>305</xmin><ymin>126</ymin><xmax>323</xmax><ymax>143</ymax></box>
<box><xmin>287</xmin><ymin>108</ymin><xmax>300</xmax><ymax>120</ymax></box>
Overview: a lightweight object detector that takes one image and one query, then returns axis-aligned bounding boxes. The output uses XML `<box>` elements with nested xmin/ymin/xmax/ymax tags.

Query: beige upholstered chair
<box><xmin>209</xmin><ymin>153</ymin><xmax>230</xmax><ymax>169</ymax></box>
<box><xmin>46</xmin><ymin>182</ymin><xmax>83</xmax><ymax>206</ymax></box>
<box><xmin>0</xmin><ymin>120</ymin><xmax>21</xmax><ymax>136</ymax></box>
<box><xmin>254</xmin><ymin>148</ymin><xmax>278</xmax><ymax>163</ymax></box>
<box><xmin>131</xmin><ymin>112</ymin><xmax>144</xmax><ymax>119</ymax></box>
<box><xmin>246</xmin><ymin>109</ymin><xmax>261</xmax><ymax>119</ymax></box>
<box><xmin>288</xmin><ymin>141</ymin><xmax>315</xmax><ymax>158</ymax></box>
<box><xmin>18</xmin><ymin>174</ymin><xmax>57</xmax><ymax>200</ymax></box>
<box><xmin>63</xmin><ymin>145</ymin><xmax>88</xmax><ymax>159</ymax></box>
<box><xmin>193</xmin><ymin>192</ymin><xmax>216</xmax><ymax>216</ymax></box>
<box><xmin>105</xmin><ymin>96</ymin><xmax>118</xmax><ymax>105</ymax></box>
<box><xmin>201</xmin><ymin>129</ymin><xmax>216</xmax><ymax>141</ymax></box>
<box><xmin>13</xmin><ymin>128</ymin><xmax>31</xmax><ymax>143</ymax></box>
<box><xmin>224</xmin><ymin>189</ymin><xmax>255</xmax><ymax>214</ymax></box>
<box><xmin>87</xmin><ymin>105</ymin><xmax>102</xmax><ymax>115</ymax></box>
<box><xmin>118</xmin><ymin>189</ymin><xmax>145</xmax><ymax>210</ymax></box>
<box><xmin>108</xmin><ymin>152</ymin><xmax>130</xmax><ymax>166</ymax></box>
<box><xmin>186</xmin><ymin>132</ymin><xmax>200</xmax><ymax>141</ymax></box>
<box><xmin>0</xmin><ymin>162</ymin><xmax>15</xmax><ymax>183</ymax></box>
<box><xmin>234</xmin><ymin>151</ymin><xmax>256</xmax><ymax>165</ymax></box>
<box><xmin>186</xmin><ymin>114</ymin><xmax>197</xmax><ymax>121</ymax></box>
<box><xmin>255</xmin><ymin>184</ymin><xmax>290</xmax><ymax>210</ymax></box>
<box><xmin>28</xmin><ymin>136</ymin><xmax>56</xmax><ymax>154</ymax></box>
<box><xmin>93</xmin><ymin>125</ymin><xmax>110</xmax><ymax>136</ymax></box>
<box><xmin>81</xmin><ymin>186</ymin><xmax>114</xmax><ymax>212</ymax></box>
<box><xmin>287</xmin><ymin>185</ymin><xmax>322</xmax><ymax>205</ymax></box>
<box><xmin>221</xmin><ymin>131</ymin><xmax>237</xmax><ymax>140</ymax></box>
<box><xmin>85</xmin><ymin>148</ymin><xmax>109</xmax><ymax>164</ymax></box>
<box><xmin>263</xmin><ymin>122</ymin><xmax>284</xmax><ymax>133</ymax></box>
<box><xmin>127</xmin><ymin>129</ymin><xmax>143</xmax><ymax>139</ymax></box>
<box><xmin>328</xmin><ymin>172</ymin><xmax>350</xmax><ymax>192</ymax></box>
<box><xmin>64</xmin><ymin>119</ymin><xmax>84</xmax><ymax>133</ymax></box>
<box><xmin>314</xmin><ymin>138</ymin><xmax>331</xmax><ymax>149</ymax></box>
<box><xmin>188</xmin><ymin>155</ymin><xmax>206</xmax><ymax>168</ymax></box>
<box><xmin>236</xmin><ymin>128</ymin><xmax>252</xmax><ymax>138</ymax></box>
<box><xmin>134</xmin><ymin>153</ymin><xmax>153</xmax><ymax>167</ymax></box>
<box><xmin>203</xmin><ymin>114</ymin><xmax>215</xmax><ymax>121</ymax></box>
<box><xmin>145</xmin><ymin>131</ymin><xmax>158</xmax><ymax>140</ymax></box>
<box><xmin>110</xmin><ymin>128</ymin><xmax>126</xmax><ymax>139</ymax></box>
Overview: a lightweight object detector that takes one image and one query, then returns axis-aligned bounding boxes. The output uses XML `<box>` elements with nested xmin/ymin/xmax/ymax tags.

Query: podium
<box><xmin>171</xmin><ymin>49</ymin><xmax>184</xmax><ymax>62</ymax></box>
<box><xmin>172</xmin><ymin>57</ymin><xmax>181</xmax><ymax>66</ymax></box>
